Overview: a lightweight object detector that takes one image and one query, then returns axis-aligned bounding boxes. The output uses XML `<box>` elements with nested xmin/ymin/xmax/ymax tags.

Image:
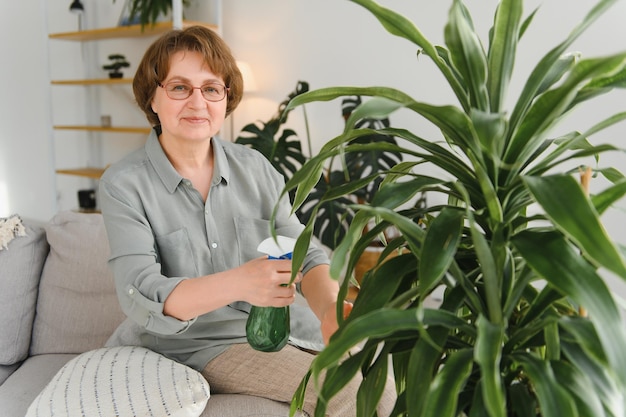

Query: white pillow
<box><xmin>25</xmin><ymin>346</ymin><xmax>210</xmax><ymax>417</ymax></box>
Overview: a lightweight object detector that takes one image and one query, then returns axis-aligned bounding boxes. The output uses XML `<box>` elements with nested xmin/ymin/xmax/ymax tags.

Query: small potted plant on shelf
<box><xmin>102</xmin><ymin>54</ymin><xmax>130</xmax><ymax>79</ymax></box>
<box><xmin>115</xmin><ymin>0</ymin><xmax>192</xmax><ymax>28</ymax></box>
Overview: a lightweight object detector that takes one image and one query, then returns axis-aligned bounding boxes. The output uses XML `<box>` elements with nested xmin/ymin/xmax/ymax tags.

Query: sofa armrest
<box><xmin>0</xmin><ymin>221</ymin><xmax>48</xmax><ymax>365</ymax></box>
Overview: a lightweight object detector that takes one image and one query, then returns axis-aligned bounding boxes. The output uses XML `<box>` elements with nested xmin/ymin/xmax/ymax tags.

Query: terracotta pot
<box><xmin>348</xmin><ymin>246</ymin><xmax>406</xmax><ymax>301</ymax></box>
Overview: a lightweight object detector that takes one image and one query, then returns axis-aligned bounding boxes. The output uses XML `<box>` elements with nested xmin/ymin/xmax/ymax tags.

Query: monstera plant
<box><xmin>277</xmin><ymin>0</ymin><xmax>626</xmax><ymax>416</ymax></box>
<box><xmin>236</xmin><ymin>81</ymin><xmax>311</xmax><ymax>186</ymax></box>
<box><xmin>237</xmin><ymin>83</ymin><xmax>404</xmax><ymax>252</ymax></box>
<box><xmin>297</xmin><ymin>95</ymin><xmax>403</xmax><ymax>250</ymax></box>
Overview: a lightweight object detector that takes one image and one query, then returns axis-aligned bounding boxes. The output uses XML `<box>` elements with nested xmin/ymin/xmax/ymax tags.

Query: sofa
<box><xmin>0</xmin><ymin>211</ymin><xmax>313</xmax><ymax>416</ymax></box>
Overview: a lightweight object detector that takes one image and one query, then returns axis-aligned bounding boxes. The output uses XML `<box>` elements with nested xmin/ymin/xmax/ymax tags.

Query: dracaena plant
<box><xmin>276</xmin><ymin>0</ymin><xmax>626</xmax><ymax>416</ymax></box>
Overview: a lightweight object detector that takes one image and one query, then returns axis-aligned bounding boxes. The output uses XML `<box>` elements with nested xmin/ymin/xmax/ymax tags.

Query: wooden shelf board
<box><xmin>54</xmin><ymin>125</ymin><xmax>151</xmax><ymax>134</ymax></box>
<box><xmin>56</xmin><ymin>168</ymin><xmax>105</xmax><ymax>179</ymax></box>
<box><xmin>52</xmin><ymin>78</ymin><xmax>133</xmax><ymax>85</ymax></box>
<box><xmin>49</xmin><ymin>21</ymin><xmax>216</xmax><ymax>41</ymax></box>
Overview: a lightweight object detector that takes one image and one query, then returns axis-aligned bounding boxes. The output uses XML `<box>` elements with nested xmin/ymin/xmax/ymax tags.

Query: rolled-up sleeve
<box><xmin>99</xmin><ymin>171</ymin><xmax>194</xmax><ymax>336</ymax></box>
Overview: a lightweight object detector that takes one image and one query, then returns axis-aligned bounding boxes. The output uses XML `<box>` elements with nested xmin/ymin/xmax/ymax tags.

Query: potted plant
<box><xmin>279</xmin><ymin>0</ymin><xmax>626</xmax><ymax>416</ymax></box>
<box><xmin>102</xmin><ymin>54</ymin><xmax>130</xmax><ymax>79</ymax></box>
<box><xmin>297</xmin><ymin>95</ymin><xmax>405</xmax><ymax>251</ymax></box>
<box><xmin>237</xmin><ymin>82</ymin><xmax>405</xmax><ymax>252</ymax></box>
<box><xmin>236</xmin><ymin>81</ymin><xmax>312</xmax><ymax>189</ymax></box>
<box><xmin>115</xmin><ymin>0</ymin><xmax>191</xmax><ymax>28</ymax></box>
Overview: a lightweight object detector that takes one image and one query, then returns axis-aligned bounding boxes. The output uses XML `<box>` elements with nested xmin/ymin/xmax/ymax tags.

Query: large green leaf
<box><xmin>560</xmin><ymin>340</ymin><xmax>626</xmax><ymax>417</ymax></box>
<box><xmin>419</xmin><ymin>349</ymin><xmax>474</xmax><ymax>417</ymax></box>
<box><xmin>507</xmin><ymin>0</ymin><xmax>621</xmax><ymax>137</ymax></box>
<box><xmin>592</xmin><ymin>178</ymin><xmax>626</xmax><ymax>215</ymax></box>
<box><xmin>505</xmin><ymin>54</ymin><xmax>626</xmax><ymax>172</ymax></box>
<box><xmin>512</xmin><ymin>229</ymin><xmax>626</xmax><ymax>385</ymax></box>
<box><xmin>445</xmin><ymin>0</ymin><xmax>489</xmax><ymax>110</ymax></box>
<box><xmin>419</xmin><ymin>207</ymin><xmax>464</xmax><ymax>295</ymax></box>
<box><xmin>551</xmin><ymin>361</ymin><xmax>607</xmax><ymax>417</ymax></box>
<box><xmin>523</xmin><ymin>174</ymin><xmax>626</xmax><ymax>277</ymax></box>
<box><xmin>475</xmin><ymin>315</ymin><xmax>506</xmax><ymax>417</ymax></box>
<box><xmin>487</xmin><ymin>0</ymin><xmax>522</xmax><ymax>111</ymax></box>
<box><xmin>512</xmin><ymin>353</ymin><xmax>578</xmax><ymax>417</ymax></box>
<box><xmin>348</xmin><ymin>0</ymin><xmax>470</xmax><ymax>110</ymax></box>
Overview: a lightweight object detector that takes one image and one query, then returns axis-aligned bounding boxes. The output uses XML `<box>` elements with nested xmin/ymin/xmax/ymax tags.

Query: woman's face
<box><xmin>151</xmin><ymin>50</ymin><xmax>227</xmax><ymax>144</ymax></box>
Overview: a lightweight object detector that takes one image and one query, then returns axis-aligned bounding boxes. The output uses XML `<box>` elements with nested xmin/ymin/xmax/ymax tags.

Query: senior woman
<box><xmin>99</xmin><ymin>25</ymin><xmax>393</xmax><ymax>416</ymax></box>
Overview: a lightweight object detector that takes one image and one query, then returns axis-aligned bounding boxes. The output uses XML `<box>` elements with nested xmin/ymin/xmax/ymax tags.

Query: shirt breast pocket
<box><xmin>155</xmin><ymin>228</ymin><xmax>199</xmax><ymax>278</ymax></box>
<box><xmin>233</xmin><ymin>217</ymin><xmax>274</xmax><ymax>264</ymax></box>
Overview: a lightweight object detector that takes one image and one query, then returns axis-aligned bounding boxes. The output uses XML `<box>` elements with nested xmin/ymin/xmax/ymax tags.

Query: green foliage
<box><xmin>114</xmin><ymin>0</ymin><xmax>191</xmax><ymax>28</ymax></box>
<box><xmin>102</xmin><ymin>54</ymin><xmax>130</xmax><ymax>74</ymax></box>
<box><xmin>297</xmin><ymin>96</ymin><xmax>404</xmax><ymax>250</ymax></box>
<box><xmin>279</xmin><ymin>0</ymin><xmax>626</xmax><ymax>416</ymax></box>
<box><xmin>236</xmin><ymin>81</ymin><xmax>310</xmax><ymax>185</ymax></box>
<box><xmin>237</xmin><ymin>83</ymin><xmax>404</xmax><ymax>250</ymax></box>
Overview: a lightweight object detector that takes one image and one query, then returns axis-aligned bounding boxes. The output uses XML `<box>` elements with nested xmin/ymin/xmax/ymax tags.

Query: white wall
<box><xmin>1</xmin><ymin>0</ymin><xmax>625</xmax><ymax>304</ymax></box>
<box><xmin>0</xmin><ymin>0</ymin><xmax>56</xmax><ymax>221</ymax></box>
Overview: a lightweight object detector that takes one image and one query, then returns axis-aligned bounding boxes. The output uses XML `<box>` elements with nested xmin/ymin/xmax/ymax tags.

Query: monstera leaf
<box><xmin>236</xmin><ymin>81</ymin><xmax>310</xmax><ymax>187</ymax></box>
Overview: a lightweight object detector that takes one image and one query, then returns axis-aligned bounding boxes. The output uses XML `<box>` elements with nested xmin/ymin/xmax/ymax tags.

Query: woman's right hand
<box><xmin>236</xmin><ymin>256</ymin><xmax>302</xmax><ymax>307</ymax></box>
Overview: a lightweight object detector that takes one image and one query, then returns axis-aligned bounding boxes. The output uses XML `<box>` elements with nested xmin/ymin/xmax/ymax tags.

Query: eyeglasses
<box><xmin>157</xmin><ymin>81</ymin><xmax>229</xmax><ymax>102</ymax></box>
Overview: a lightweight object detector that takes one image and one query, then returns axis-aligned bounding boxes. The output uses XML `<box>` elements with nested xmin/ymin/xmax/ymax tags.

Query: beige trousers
<box><xmin>202</xmin><ymin>343</ymin><xmax>395</xmax><ymax>417</ymax></box>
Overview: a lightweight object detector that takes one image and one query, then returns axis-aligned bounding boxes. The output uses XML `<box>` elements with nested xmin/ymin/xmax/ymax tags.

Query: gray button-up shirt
<box><xmin>99</xmin><ymin>131</ymin><xmax>329</xmax><ymax>371</ymax></box>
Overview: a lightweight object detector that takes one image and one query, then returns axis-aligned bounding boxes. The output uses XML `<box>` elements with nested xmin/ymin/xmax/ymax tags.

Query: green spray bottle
<box><xmin>245</xmin><ymin>237</ymin><xmax>296</xmax><ymax>352</ymax></box>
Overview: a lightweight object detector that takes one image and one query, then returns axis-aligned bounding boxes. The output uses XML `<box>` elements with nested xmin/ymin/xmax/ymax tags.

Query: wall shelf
<box><xmin>56</xmin><ymin>168</ymin><xmax>105</xmax><ymax>179</ymax></box>
<box><xmin>54</xmin><ymin>125</ymin><xmax>152</xmax><ymax>134</ymax></box>
<box><xmin>49</xmin><ymin>21</ymin><xmax>216</xmax><ymax>41</ymax></box>
<box><xmin>49</xmin><ymin>5</ymin><xmax>221</xmax><ymax>209</ymax></box>
<box><xmin>51</xmin><ymin>78</ymin><xmax>133</xmax><ymax>85</ymax></box>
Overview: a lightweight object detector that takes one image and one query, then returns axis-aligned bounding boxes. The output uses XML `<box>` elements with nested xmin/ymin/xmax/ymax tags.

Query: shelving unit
<box><xmin>51</xmin><ymin>78</ymin><xmax>132</xmax><ymax>85</ymax></box>
<box><xmin>49</xmin><ymin>20</ymin><xmax>215</xmax><ymax>41</ymax></box>
<box><xmin>49</xmin><ymin>19</ymin><xmax>218</xmax><ymax>211</ymax></box>
<box><xmin>47</xmin><ymin>0</ymin><xmax>222</xmax><ymax>211</ymax></box>
<box><xmin>53</xmin><ymin>125</ymin><xmax>152</xmax><ymax>134</ymax></box>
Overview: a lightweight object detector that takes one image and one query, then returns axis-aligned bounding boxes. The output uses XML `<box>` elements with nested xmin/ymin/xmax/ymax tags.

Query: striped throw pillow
<box><xmin>25</xmin><ymin>346</ymin><xmax>210</xmax><ymax>417</ymax></box>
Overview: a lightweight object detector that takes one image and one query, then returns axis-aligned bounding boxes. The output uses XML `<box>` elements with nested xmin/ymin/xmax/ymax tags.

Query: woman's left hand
<box><xmin>320</xmin><ymin>301</ymin><xmax>353</xmax><ymax>345</ymax></box>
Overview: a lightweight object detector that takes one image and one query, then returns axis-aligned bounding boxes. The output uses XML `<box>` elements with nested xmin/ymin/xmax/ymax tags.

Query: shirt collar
<box><xmin>211</xmin><ymin>136</ymin><xmax>230</xmax><ymax>186</ymax></box>
<box><xmin>145</xmin><ymin>130</ymin><xmax>230</xmax><ymax>193</ymax></box>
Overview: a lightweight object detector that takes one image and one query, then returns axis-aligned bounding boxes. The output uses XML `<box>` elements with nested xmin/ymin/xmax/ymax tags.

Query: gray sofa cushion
<box><xmin>0</xmin><ymin>363</ymin><xmax>20</xmax><ymax>386</ymax></box>
<box><xmin>0</xmin><ymin>223</ymin><xmax>48</xmax><ymax>365</ymax></box>
<box><xmin>30</xmin><ymin>211</ymin><xmax>126</xmax><ymax>355</ymax></box>
<box><xmin>0</xmin><ymin>354</ymin><xmax>77</xmax><ymax>417</ymax></box>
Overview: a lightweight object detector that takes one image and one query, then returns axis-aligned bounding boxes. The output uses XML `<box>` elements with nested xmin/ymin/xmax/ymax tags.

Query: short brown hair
<box><xmin>133</xmin><ymin>25</ymin><xmax>243</xmax><ymax>127</ymax></box>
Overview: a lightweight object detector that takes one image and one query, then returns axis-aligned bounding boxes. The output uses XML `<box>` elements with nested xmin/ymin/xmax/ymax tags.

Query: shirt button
<box><xmin>211</xmin><ymin>242</ymin><xmax>218</xmax><ymax>249</ymax></box>
<box><xmin>205</xmin><ymin>209</ymin><xmax>209</xmax><ymax>215</ymax></box>
<box><xmin>128</xmin><ymin>288</ymin><xmax>135</xmax><ymax>295</ymax></box>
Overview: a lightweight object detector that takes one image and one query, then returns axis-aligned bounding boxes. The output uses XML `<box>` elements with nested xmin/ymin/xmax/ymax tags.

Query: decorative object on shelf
<box><xmin>102</xmin><ymin>54</ymin><xmax>130</xmax><ymax>79</ymax></box>
<box><xmin>100</xmin><ymin>115</ymin><xmax>112</xmax><ymax>127</ymax></box>
<box><xmin>116</xmin><ymin>0</ymin><xmax>191</xmax><ymax>29</ymax></box>
<box><xmin>69</xmin><ymin>0</ymin><xmax>84</xmax><ymax>13</ymax></box>
<box><xmin>283</xmin><ymin>0</ymin><xmax>626</xmax><ymax>416</ymax></box>
<box><xmin>69</xmin><ymin>0</ymin><xmax>85</xmax><ymax>30</ymax></box>
<box><xmin>77</xmin><ymin>189</ymin><xmax>97</xmax><ymax>211</ymax></box>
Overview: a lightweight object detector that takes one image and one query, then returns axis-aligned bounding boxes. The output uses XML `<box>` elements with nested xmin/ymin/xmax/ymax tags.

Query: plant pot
<box><xmin>108</xmin><ymin>72</ymin><xmax>124</xmax><ymax>79</ymax></box>
<box><xmin>348</xmin><ymin>246</ymin><xmax>407</xmax><ymax>301</ymax></box>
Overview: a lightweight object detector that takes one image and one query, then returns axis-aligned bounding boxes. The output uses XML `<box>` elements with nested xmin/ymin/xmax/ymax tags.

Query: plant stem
<box><xmin>578</xmin><ymin>166</ymin><xmax>592</xmax><ymax>318</ymax></box>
